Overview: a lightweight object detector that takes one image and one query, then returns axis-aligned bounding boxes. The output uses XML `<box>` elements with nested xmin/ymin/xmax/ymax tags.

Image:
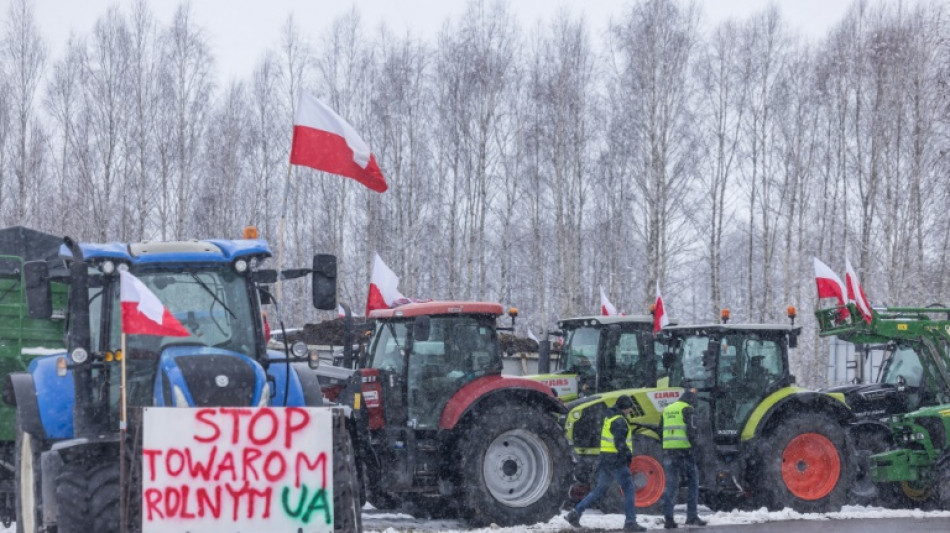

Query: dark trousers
<box><xmin>662</xmin><ymin>451</ymin><xmax>699</xmax><ymax>522</ymax></box>
<box><xmin>574</xmin><ymin>461</ymin><xmax>637</xmax><ymax>526</ymax></box>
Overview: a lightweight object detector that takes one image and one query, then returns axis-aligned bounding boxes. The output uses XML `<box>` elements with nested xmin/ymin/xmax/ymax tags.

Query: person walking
<box><xmin>565</xmin><ymin>395</ymin><xmax>646</xmax><ymax>532</ymax></box>
<box><xmin>661</xmin><ymin>388</ymin><xmax>707</xmax><ymax>529</ymax></box>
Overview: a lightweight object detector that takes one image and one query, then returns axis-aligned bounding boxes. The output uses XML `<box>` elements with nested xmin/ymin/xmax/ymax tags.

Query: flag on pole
<box><xmin>366</xmin><ymin>253</ymin><xmax>406</xmax><ymax>315</ymax></box>
<box><xmin>120</xmin><ymin>272</ymin><xmax>190</xmax><ymax>337</ymax></box>
<box><xmin>653</xmin><ymin>282</ymin><xmax>669</xmax><ymax>333</ymax></box>
<box><xmin>337</xmin><ymin>304</ymin><xmax>346</xmax><ymax>318</ymax></box>
<box><xmin>527</xmin><ymin>328</ymin><xmax>539</xmax><ymax>343</ymax></box>
<box><xmin>845</xmin><ymin>257</ymin><xmax>873</xmax><ymax>324</ymax></box>
<box><xmin>290</xmin><ymin>91</ymin><xmax>387</xmax><ymax>192</ymax></box>
<box><xmin>600</xmin><ymin>286</ymin><xmax>619</xmax><ymax>316</ymax></box>
<box><xmin>813</xmin><ymin>258</ymin><xmax>847</xmax><ymax>305</ymax></box>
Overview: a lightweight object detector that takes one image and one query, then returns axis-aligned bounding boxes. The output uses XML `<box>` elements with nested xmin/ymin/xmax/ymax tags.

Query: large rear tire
<box><xmin>14</xmin><ymin>415</ymin><xmax>44</xmax><ymax>533</ymax></box>
<box><xmin>933</xmin><ymin>455</ymin><xmax>950</xmax><ymax>510</ymax></box>
<box><xmin>88</xmin><ymin>460</ymin><xmax>120</xmax><ymax>533</ymax></box>
<box><xmin>754</xmin><ymin>413</ymin><xmax>853</xmax><ymax>513</ymax></box>
<box><xmin>457</xmin><ymin>405</ymin><xmax>571</xmax><ymax>527</ymax></box>
<box><xmin>599</xmin><ymin>435</ymin><xmax>666</xmax><ymax>514</ymax></box>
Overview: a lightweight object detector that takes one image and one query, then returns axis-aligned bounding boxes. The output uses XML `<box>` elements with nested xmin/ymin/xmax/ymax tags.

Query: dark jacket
<box><xmin>600</xmin><ymin>407</ymin><xmax>634</xmax><ymax>468</ymax></box>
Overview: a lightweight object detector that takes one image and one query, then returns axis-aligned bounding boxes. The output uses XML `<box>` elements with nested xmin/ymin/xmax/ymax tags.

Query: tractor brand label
<box><xmin>538</xmin><ymin>376</ymin><xmax>578</xmax><ymax>397</ymax></box>
<box><xmin>363</xmin><ymin>389</ymin><xmax>380</xmax><ymax>408</ymax></box>
<box><xmin>142</xmin><ymin>407</ymin><xmax>334</xmax><ymax>533</ymax></box>
<box><xmin>898</xmin><ymin>324</ymin><xmax>908</xmax><ymax>330</ymax></box>
<box><xmin>645</xmin><ymin>389</ymin><xmax>683</xmax><ymax>411</ymax></box>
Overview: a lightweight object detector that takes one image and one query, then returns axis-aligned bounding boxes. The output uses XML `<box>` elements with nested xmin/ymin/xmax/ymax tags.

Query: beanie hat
<box><xmin>615</xmin><ymin>395</ymin><xmax>635</xmax><ymax>410</ymax></box>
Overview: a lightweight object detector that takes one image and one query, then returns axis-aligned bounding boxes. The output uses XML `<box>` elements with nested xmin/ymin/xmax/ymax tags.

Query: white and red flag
<box><xmin>846</xmin><ymin>257</ymin><xmax>873</xmax><ymax>324</ymax></box>
<box><xmin>337</xmin><ymin>304</ymin><xmax>346</xmax><ymax>318</ymax></box>
<box><xmin>600</xmin><ymin>286</ymin><xmax>619</xmax><ymax>316</ymax></box>
<box><xmin>365</xmin><ymin>253</ymin><xmax>406</xmax><ymax>315</ymax></box>
<box><xmin>813</xmin><ymin>257</ymin><xmax>847</xmax><ymax>305</ymax></box>
<box><xmin>120</xmin><ymin>272</ymin><xmax>190</xmax><ymax>337</ymax></box>
<box><xmin>290</xmin><ymin>91</ymin><xmax>387</xmax><ymax>193</ymax></box>
<box><xmin>653</xmin><ymin>282</ymin><xmax>669</xmax><ymax>333</ymax></box>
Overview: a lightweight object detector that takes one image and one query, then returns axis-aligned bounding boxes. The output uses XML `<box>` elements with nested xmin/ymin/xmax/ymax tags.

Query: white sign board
<box><xmin>142</xmin><ymin>407</ymin><xmax>333</xmax><ymax>533</ymax></box>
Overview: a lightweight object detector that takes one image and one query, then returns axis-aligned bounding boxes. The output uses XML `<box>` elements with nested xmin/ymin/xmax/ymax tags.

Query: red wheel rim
<box><xmin>781</xmin><ymin>432</ymin><xmax>841</xmax><ymax>500</ymax></box>
<box><xmin>627</xmin><ymin>455</ymin><xmax>666</xmax><ymax>507</ymax></box>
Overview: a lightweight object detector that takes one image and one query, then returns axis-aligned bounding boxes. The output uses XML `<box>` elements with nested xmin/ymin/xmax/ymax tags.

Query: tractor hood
<box><xmin>821</xmin><ymin>382</ymin><xmax>907</xmax><ymax>420</ymax></box>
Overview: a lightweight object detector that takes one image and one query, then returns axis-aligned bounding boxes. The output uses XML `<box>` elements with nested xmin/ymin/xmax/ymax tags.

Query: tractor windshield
<box><xmin>561</xmin><ymin>326</ymin><xmax>599</xmax><ymax>374</ymax></box>
<box><xmin>93</xmin><ymin>268</ymin><xmax>259</xmax><ymax>358</ymax></box>
<box><xmin>880</xmin><ymin>345</ymin><xmax>924</xmax><ymax>388</ymax></box>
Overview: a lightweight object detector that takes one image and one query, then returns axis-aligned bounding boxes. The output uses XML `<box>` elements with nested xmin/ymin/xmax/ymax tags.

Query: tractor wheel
<box><xmin>754</xmin><ymin>413</ymin><xmax>853</xmax><ymax>513</ymax></box>
<box><xmin>457</xmin><ymin>405</ymin><xmax>572</xmax><ymax>527</ymax></box>
<box><xmin>332</xmin><ymin>416</ymin><xmax>363</xmax><ymax>533</ymax></box>
<box><xmin>14</xmin><ymin>414</ymin><xmax>44</xmax><ymax>533</ymax></box>
<box><xmin>54</xmin><ymin>461</ymin><xmax>90</xmax><ymax>533</ymax></box>
<box><xmin>847</xmin><ymin>426</ymin><xmax>901</xmax><ymax>508</ymax></box>
<box><xmin>88</xmin><ymin>459</ymin><xmax>121</xmax><ymax>533</ymax></box>
<box><xmin>935</xmin><ymin>455</ymin><xmax>950</xmax><ymax>510</ymax></box>
<box><xmin>599</xmin><ymin>435</ymin><xmax>666</xmax><ymax>514</ymax></box>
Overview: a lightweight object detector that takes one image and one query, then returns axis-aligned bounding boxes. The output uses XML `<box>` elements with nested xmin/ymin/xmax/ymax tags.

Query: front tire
<box><xmin>457</xmin><ymin>405</ymin><xmax>571</xmax><ymax>527</ymax></box>
<box><xmin>54</xmin><ymin>462</ymin><xmax>90</xmax><ymax>533</ymax></box>
<box><xmin>332</xmin><ymin>415</ymin><xmax>362</xmax><ymax>533</ymax></box>
<box><xmin>933</xmin><ymin>455</ymin><xmax>950</xmax><ymax>510</ymax></box>
<box><xmin>754</xmin><ymin>413</ymin><xmax>853</xmax><ymax>513</ymax></box>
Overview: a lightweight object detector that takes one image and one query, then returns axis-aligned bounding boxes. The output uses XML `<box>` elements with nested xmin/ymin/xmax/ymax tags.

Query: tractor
<box><xmin>815</xmin><ymin>303</ymin><xmax>950</xmax><ymax>504</ymax></box>
<box><xmin>522</xmin><ymin>315</ymin><xmax>671</xmax><ymax>402</ymax></box>
<box><xmin>2</xmin><ymin>230</ymin><xmax>361</xmax><ymax>533</ymax></box>
<box><xmin>564</xmin><ymin>309</ymin><xmax>855</xmax><ymax>514</ymax></box>
<box><xmin>340</xmin><ymin>301</ymin><xmax>572</xmax><ymax>527</ymax></box>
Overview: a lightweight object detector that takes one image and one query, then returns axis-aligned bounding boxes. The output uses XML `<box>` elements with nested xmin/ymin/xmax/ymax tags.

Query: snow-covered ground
<box><xmin>364</xmin><ymin>505</ymin><xmax>950</xmax><ymax>532</ymax></box>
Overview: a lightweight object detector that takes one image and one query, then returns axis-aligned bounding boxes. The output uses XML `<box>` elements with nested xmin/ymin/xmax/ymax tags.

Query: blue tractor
<box><xmin>3</xmin><ymin>233</ymin><xmax>361</xmax><ymax>533</ymax></box>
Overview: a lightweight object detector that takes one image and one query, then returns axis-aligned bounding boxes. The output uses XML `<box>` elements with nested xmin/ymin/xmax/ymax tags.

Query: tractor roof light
<box><xmin>721</xmin><ymin>309</ymin><xmax>731</xmax><ymax>323</ymax></box>
<box><xmin>787</xmin><ymin>306</ymin><xmax>797</xmax><ymax>319</ymax></box>
<box><xmin>117</xmin><ymin>262</ymin><xmax>129</xmax><ymax>272</ymax></box>
<box><xmin>650</xmin><ymin>303</ymin><xmax>657</xmax><ymax>314</ymax></box>
<box><xmin>242</xmin><ymin>226</ymin><xmax>259</xmax><ymax>239</ymax></box>
<box><xmin>101</xmin><ymin>260</ymin><xmax>116</xmax><ymax>275</ymax></box>
<box><xmin>234</xmin><ymin>259</ymin><xmax>248</xmax><ymax>274</ymax></box>
<box><xmin>508</xmin><ymin>307</ymin><xmax>519</xmax><ymax>318</ymax></box>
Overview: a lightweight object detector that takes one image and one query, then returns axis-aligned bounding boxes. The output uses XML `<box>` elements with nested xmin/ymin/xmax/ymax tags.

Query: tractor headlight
<box><xmin>101</xmin><ymin>260</ymin><xmax>116</xmax><ymax>274</ymax></box>
<box><xmin>234</xmin><ymin>259</ymin><xmax>248</xmax><ymax>274</ymax></box>
<box><xmin>572</xmin><ymin>411</ymin><xmax>582</xmax><ymax>420</ymax></box>
<box><xmin>915</xmin><ymin>432</ymin><xmax>925</xmax><ymax>441</ymax></box>
<box><xmin>258</xmin><ymin>383</ymin><xmax>270</xmax><ymax>407</ymax></box>
<box><xmin>291</xmin><ymin>341</ymin><xmax>308</xmax><ymax>359</ymax></box>
<box><xmin>172</xmin><ymin>385</ymin><xmax>189</xmax><ymax>407</ymax></box>
<box><xmin>70</xmin><ymin>347</ymin><xmax>89</xmax><ymax>364</ymax></box>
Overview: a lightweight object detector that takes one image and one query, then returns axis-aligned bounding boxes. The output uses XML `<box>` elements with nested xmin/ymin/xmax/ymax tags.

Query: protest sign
<box><xmin>142</xmin><ymin>407</ymin><xmax>333</xmax><ymax>533</ymax></box>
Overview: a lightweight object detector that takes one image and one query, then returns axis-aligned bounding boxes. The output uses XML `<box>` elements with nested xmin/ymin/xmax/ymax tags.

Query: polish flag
<box><xmin>813</xmin><ymin>258</ymin><xmax>847</xmax><ymax>305</ymax></box>
<box><xmin>120</xmin><ymin>272</ymin><xmax>190</xmax><ymax>337</ymax></box>
<box><xmin>653</xmin><ymin>282</ymin><xmax>669</xmax><ymax>333</ymax></box>
<box><xmin>290</xmin><ymin>91</ymin><xmax>387</xmax><ymax>193</ymax></box>
<box><xmin>600</xmin><ymin>286</ymin><xmax>619</xmax><ymax>316</ymax></box>
<box><xmin>365</xmin><ymin>253</ymin><xmax>406</xmax><ymax>315</ymax></box>
<box><xmin>846</xmin><ymin>257</ymin><xmax>873</xmax><ymax>324</ymax></box>
<box><xmin>337</xmin><ymin>304</ymin><xmax>346</xmax><ymax>318</ymax></box>
<box><xmin>527</xmin><ymin>328</ymin><xmax>539</xmax><ymax>343</ymax></box>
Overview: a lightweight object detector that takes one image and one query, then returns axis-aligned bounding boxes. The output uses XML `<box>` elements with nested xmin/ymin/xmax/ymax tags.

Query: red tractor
<box><xmin>342</xmin><ymin>301</ymin><xmax>571</xmax><ymax>526</ymax></box>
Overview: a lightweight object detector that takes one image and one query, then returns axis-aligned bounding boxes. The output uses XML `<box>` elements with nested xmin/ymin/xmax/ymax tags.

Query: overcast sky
<box><xmin>27</xmin><ymin>0</ymin><xmax>857</xmax><ymax>81</ymax></box>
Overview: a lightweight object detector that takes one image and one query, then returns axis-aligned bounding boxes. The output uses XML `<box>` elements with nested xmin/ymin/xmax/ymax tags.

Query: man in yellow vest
<box><xmin>565</xmin><ymin>395</ymin><xmax>646</xmax><ymax>532</ymax></box>
<box><xmin>661</xmin><ymin>388</ymin><xmax>706</xmax><ymax>529</ymax></box>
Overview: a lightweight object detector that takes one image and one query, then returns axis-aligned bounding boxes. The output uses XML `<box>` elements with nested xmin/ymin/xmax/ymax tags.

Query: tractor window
<box><xmin>369</xmin><ymin>321</ymin><xmax>408</xmax><ymax>371</ymax></box>
<box><xmin>881</xmin><ymin>346</ymin><xmax>923</xmax><ymax>388</ymax></box>
<box><xmin>670</xmin><ymin>335</ymin><xmax>710</xmax><ymax>387</ymax></box>
<box><xmin>605</xmin><ymin>331</ymin><xmax>653</xmax><ymax>388</ymax></box>
<box><xmin>561</xmin><ymin>326</ymin><xmax>599</xmax><ymax>374</ymax></box>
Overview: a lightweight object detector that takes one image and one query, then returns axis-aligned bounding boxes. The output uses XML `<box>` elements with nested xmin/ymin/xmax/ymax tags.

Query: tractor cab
<box><xmin>366</xmin><ymin>302</ymin><xmax>503</xmax><ymax>429</ymax></box>
<box><xmin>662</xmin><ymin>323</ymin><xmax>797</xmax><ymax>444</ymax></box>
<box><xmin>528</xmin><ymin>315</ymin><xmax>671</xmax><ymax>402</ymax></box>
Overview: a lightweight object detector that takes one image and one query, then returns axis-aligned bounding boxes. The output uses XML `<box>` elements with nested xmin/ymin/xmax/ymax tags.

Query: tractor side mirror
<box><xmin>311</xmin><ymin>254</ymin><xmax>337</xmax><ymax>311</ymax></box>
<box><xmin>788</xmin><ymin>331</ymin><xmax>799</xmax><ymax>349</ymax></box>
<box><xmin>413</xmin><ymin>315</ymin><xmax>431</xmax><ymax>342</ymax></box>
<box><xmin>24</xmin><ymin>261</ymin><xmax>52</xmax><ymax>319</ymax></box>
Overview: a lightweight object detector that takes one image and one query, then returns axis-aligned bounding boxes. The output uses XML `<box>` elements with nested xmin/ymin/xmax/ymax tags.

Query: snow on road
<box><xmin>364</xmin><ymin>505</ymin><xmax>950</xmax><ymax>532</ymax></box>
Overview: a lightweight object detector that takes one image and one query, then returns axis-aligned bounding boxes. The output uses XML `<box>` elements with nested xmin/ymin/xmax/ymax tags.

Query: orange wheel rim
<box><xmin>781</xmin><ymin>432</ymin><xmax>841</xmax><ymax>500</ymax></box>
<box><xmin>627</xmin><ymin>455</ymin><xmax>666</xmax><ymax>507</ymax></box>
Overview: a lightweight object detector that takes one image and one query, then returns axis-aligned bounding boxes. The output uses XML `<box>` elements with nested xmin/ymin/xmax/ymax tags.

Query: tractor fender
<box><xmin>291</xmin><ymin>362</ymin><xmax>325</xmax><ymax>407</ymax></box>
<box><xmin>3</xmin><ymin>371</ymin><xmax>46</xmax><ymax>438</ymax></box>
<box><xmin>23</xmin><ymin>355</ymin><xmax>75</xmax><ymax>439</ymax></box>
<box><xmin>742</xmin><ymin>388</ymin><xmax>851</xmax><ymax>441</ymax></box>
<box><xmin>439</xmin><ymin>375</ymin><xmax>565</xmax><ymax>430</ymax></box>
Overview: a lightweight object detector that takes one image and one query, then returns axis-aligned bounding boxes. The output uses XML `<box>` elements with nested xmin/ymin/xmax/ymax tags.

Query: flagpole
<box><xmin>119</xmin><ymin>331</ymin><xmax>128</xmax><ymax>533</ymax></box>
<box><xmin>275</xmin><ymin>149</ymin><xmax>294</xmax><ymax>323</ymax></box>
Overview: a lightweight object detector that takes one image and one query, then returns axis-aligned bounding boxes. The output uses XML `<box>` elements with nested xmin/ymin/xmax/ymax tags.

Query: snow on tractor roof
<box><xmin>59</xmin><ymin>238</ymin><xmax>272</xmax><ymax>264</ymax></box>
<box><xmin>369</xmin><ymin>301</ymin><xmax>504</xmax><ymax>318</ymax></box>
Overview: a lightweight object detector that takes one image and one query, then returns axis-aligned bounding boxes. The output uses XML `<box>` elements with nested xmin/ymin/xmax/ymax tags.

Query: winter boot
<box><xmin>624</xmin><ymin>522</ymin><xmax>647</xmax><ymax>532</ymax></box>
<box><xmin>685</xmin><ymin>517</ymin><xmax>707</xmax><ymax>527</ymax></box>
<box><xmin>565</xmin><ymin>510</ymin><xmax>582</xmax><ymax>528</ymax></box>
<box><xmin>664</xmin><ymin>517</ymin><xmax>679</xmax><ymax>529</ymax></box>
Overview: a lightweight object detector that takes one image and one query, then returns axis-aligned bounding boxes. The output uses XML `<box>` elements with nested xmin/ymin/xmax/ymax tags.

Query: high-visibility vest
<box><xmin>662</xmin><ymin>400</ymin><xmax>692</xmax><ymax>450</ymax></box>
<box><xmin>600</xmin><ymin>414</ymin><xmax>633</xmax><ymax>454</ymax></box>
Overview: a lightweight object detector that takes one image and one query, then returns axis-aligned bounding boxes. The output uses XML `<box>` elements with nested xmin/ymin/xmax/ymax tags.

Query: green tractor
<box><xmin>868</xmin><ymin>404</ymin><xmax>950</xmax><ymax>509</ymax></box>
<box><xmin>815</xmin><ymin>303</ymin><xmax>950</xmax><ymax>504</ymax></box>
<box><xmin>524</xmin><ymin>315</ymin><xmax>670</xmax><ymax>402</ymax></box>
<box><xmin>565</xmin><ymin>310</ymin><xmax>855</xmax><ymax>513</ymax></box>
